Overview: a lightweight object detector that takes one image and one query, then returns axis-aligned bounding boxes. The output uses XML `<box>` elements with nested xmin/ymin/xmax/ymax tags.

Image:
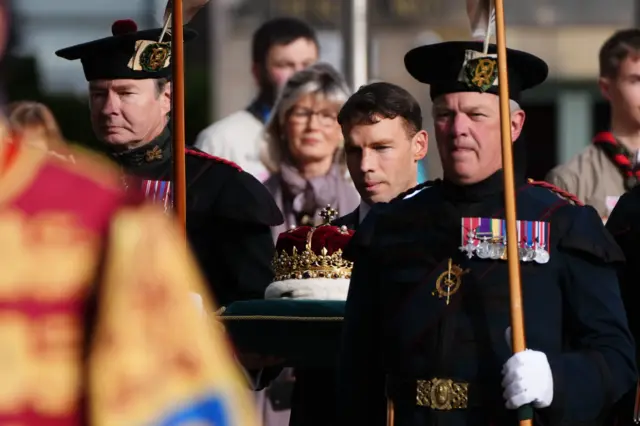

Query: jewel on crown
<box><xmin>272</xmin><ymin>205</ymin><xmax>355</xmax><ymax>282</ymax></box>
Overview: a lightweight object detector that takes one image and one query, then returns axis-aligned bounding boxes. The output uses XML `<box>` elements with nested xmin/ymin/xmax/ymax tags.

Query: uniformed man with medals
<box><xmin>336</xmin><ymin>36</ymin><xmax>637</xmax><ymax>426</ymax></box>
<box><xmin>54</xmin><ymin>18</ymin><xmax>283</xmax><ymax>307</ymax></box>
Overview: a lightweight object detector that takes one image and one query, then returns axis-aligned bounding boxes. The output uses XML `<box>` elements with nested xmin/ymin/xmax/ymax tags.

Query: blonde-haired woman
<box><xmin>8</xmin><ymin>101</ymin><xmax>75</xmax><ymax>162</ymax></box>
<box><xmin>262</xmin><ymin>62</ymin><xmax>359</xmax><ymax>239</ymax></box>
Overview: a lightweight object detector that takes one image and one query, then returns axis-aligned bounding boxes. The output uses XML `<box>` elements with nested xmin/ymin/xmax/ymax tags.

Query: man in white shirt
<box><xmin>195</xmin><ymin>17</ymin><xmax>319</xmax><ymax>182</ymax></box>
<box><xmin>333</xmin><ymin>81</ymin><xmax>428</xmax><ymax>228</ymax></box>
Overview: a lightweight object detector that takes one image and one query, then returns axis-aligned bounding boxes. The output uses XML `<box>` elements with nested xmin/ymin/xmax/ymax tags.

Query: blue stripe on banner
<box><xmin>527</xmin><ymin>220</ymin><xmax>532</xmax><ymax>245</ymax></box>
<box><xmin>157</xmin><ymin>394</ymin><xmax>230</xmax><ymax>426</ymax></box>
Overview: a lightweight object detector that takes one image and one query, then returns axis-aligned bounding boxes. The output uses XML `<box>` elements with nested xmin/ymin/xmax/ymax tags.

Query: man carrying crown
<box><xmin>220</xmin><ymin>205</ymin><xmax>354</xmax><ymax>426</ymax></box>
<box><xmin>336</xmin><ymin>39</ymin><xmax>637</xmax><ymax>426</ymax></box>
<box><xmin>254</xmin><ymin>81</ymin><xmax>429</xmax><ymax>426</ymax></box>
<box><xmin>54</xmin><ymin>19</ymin><xmax>283</xmax><ymax>308</ymax></box>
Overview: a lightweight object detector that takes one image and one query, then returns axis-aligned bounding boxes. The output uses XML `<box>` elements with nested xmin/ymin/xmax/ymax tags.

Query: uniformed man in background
<box><xmin>54</xmin><ymin>19</ymin><xmax>283</xmax><ymax>307</ymax></box>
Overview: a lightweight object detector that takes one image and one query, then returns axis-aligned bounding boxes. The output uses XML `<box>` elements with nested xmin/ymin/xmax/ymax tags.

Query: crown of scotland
<box><xmin>272</xmin><ymin>205</ymin><xmax>354</xmax><ymax>282</ymax></box>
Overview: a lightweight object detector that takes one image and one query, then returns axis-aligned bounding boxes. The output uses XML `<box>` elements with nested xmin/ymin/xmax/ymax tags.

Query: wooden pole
<box><xmin>386</xmin><ymin>399</ymin><xmax>394</xmax><ymax>426</ymax></box>
<box><xmin>493</xmin><ymin>0</ymin><xmax>532</xmax><ymax>424</ymax></box>
<box><xmin>172</xmin><ymin>0</ymin><xmax>187</xmax><ymax>234</ymax></box>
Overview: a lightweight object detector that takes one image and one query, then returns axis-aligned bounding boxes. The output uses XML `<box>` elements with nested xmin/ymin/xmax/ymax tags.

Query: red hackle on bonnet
<box><xmin>111</xmin><ymin>19</ymin><xmax>138</xmax><ymax>36</ymax></box>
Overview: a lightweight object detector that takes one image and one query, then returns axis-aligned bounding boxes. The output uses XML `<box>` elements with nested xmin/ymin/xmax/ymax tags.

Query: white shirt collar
<box><xmin>404</xmin><ymin>186</ymin><xmax>427</xmax><ymax>200</ymax></box>
<box><xmin>358</xmin><ymin>201</ymin><xmax>371</xmax><ymax>224</ymax></box>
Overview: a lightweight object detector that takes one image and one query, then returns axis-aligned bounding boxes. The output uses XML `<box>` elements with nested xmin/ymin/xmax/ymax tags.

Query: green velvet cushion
<box><xmin>220</xmin><ymin>300</ymin><xmax>345</xmax><ymax>368</ymax></box>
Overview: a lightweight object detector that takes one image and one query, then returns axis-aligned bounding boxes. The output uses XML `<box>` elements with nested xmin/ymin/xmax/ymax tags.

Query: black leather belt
<box><xmin>386</xmin><ymin>376</ymin><xmax>483</xmax><ymax>410</ymax></box>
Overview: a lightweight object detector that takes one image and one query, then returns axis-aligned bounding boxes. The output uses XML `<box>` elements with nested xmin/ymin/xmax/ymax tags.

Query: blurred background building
<box><xmin>10</xmin><ymin>0</ymin><xmax>639</xmax><ymax>179</ymax></box>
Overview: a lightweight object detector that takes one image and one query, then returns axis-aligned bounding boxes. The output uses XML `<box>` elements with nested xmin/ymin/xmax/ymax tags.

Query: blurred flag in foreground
<box><xmin>89</xmin><ymin>205</ymin><xmax>258</xmax><ymax>426</ymax></box>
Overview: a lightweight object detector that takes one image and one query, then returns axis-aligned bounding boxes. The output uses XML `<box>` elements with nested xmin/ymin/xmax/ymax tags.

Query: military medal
<box><xmin>475</xmin><ymin>234</ymin><xmax>491</xmax><ymax>259</ymax></box>
<box><xmin>534</xmin><ymin>243</ymin><xmax>550</xmax><ymax>264</ymax></box>
<box><xmin>461</xmin><ymin>217</ymin><xmax>551</xmax><ymax>263</ymax></box>
<box><xmin>141</xmin><ymin>179</ymin><xmax>173</xmax><ymax>213</ymax></box>
<box><xmin>488</xmin><ymin>236</ymin><xmax>505</xmax><ymax>260</ymax></box>
<box><xmin>433</xmin><ymin>258</ymin><xmax>469</xmax><ymax>305</ymax></box>
<box><xmin>459</xmin><ymin>229</ymin><xmax>477</xmax><ymax>259</ymax></box>
<box><xmin>520</xmin><ymin>244</ymin><xmax>535</xmax><ymax>262</ymax></box>
<box><xmin>518</xmin><ymin>237</ymin><xmax>535</xmax><ymax>262</ymax></box>
<box><xmin>530</xmin><ymin>221</ymin><xmax>551</xmax><ymax>264</ymax></box>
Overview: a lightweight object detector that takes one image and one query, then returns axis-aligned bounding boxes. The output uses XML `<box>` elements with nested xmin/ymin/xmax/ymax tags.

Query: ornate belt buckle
<box><xmin>416</xmin><ymin>378</ymin><xmax>469</xmax><ymax>410</ymax></box>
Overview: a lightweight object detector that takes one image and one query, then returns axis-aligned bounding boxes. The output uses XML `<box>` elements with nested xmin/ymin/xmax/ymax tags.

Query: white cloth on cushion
<box><xmin>264</xmin><ymin>278</ymin><xmax>350</xmax><ymax>301</ymax></box>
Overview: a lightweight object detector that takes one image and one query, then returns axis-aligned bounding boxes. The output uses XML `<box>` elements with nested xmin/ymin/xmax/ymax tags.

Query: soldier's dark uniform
<box><xmin>606</xmin><ymin>186</ymin><xmax>640</xmax><ymax>356</ymax></box>
<box><xmin>54</xmin><ymin>21</ymin><xmax>283</xmax><ymax>307</ymax></box>
<box><xmin>605</xmin><ymin>186</ymin><xmax>640</xmax><ymax>425</ymax></box>
<box><xmin>337</xmin><ymin>41</ymin><xmax>637</xmax><ymax>426</ymax></box>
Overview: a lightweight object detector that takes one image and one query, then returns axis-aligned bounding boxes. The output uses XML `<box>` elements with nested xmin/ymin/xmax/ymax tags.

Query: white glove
<box><xmin>501</xmin><ymin>327</ymin><xmax>554</xmax><ymax>409</ymax></box>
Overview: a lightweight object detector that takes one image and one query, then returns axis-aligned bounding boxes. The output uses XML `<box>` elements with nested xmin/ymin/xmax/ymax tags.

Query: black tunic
<box><xmin>332</xmin><ymin>207</ymin><xmax>359</xmax><ymax>230</ymax></box>
<box><xmin>110</xmin><ymin>126</ymin><xmax>283</xmax><ymax>306</ymax></box>
<box><xmin>605</xmin><ymin>187</ymin><xmax>640</xmax><ymax>425</ymax></box>
<box><xmin>337</xmin><ymin>169</ymin><xmax>636</xmax><ymax>426</ymax></box>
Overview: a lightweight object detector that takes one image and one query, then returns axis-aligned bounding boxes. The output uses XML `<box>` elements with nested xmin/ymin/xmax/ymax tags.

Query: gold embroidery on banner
<box><xmin>0</xmin><ymin>312</ymin><xmax>80</xmax><ymax>415</ymax></box>
<box><xmin>0</xmin><ymin>210</ymin><xmax>100</xmax><ymax>298</ymax></box>
<box><xmin>0</xmin><ymin>312</ymin><xmax>30</xmax><ymax>412</ymax></box>
<box><xmin>31</xmin><ymin>314</ymin><xmax>81</xmax><ymax>414</ymax></box>
<box><xmin>0</xmin><ymin>210</ymin><xmax>97</xmax><ymax>416</ymax></box>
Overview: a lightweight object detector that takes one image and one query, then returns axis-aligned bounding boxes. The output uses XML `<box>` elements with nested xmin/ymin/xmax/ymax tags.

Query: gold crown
<box><xmin>272</xmin><ymin>245</ymin><xmax>353</xmax><ymax>282</ymax></box>
<box><xmin>272</xmin><ymin>205</ymin><xmax>354</xmax><ymax>282</ymax></box>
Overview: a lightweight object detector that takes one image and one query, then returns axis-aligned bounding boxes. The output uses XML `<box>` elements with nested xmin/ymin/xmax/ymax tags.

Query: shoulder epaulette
<box><xmin>394</xmin><ymin>179</ymin><xmax>437</xmax><ymax>202</ymax></box>
<box><xmin>185</xmin><ymin>148</ymin><xmax>242</xmax><ymax>172</ymax></box>
<box><xmin>527</xmin><ymin>179</ymin><xmax>584</xmax><ymax>206</ymax></box>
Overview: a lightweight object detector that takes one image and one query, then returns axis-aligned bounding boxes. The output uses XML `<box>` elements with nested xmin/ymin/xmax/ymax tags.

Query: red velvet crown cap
<box><xmin>276</xmin><ymin>225</ymin><xmax>355</xmax><ymax>256</ymax></box>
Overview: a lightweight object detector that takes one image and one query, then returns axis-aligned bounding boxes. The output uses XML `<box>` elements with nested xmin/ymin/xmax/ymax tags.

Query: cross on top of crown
<box><xmin>319</xmin><ymin>204</ymin><xmax>339</xmax><ymax>224</ymax></box>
